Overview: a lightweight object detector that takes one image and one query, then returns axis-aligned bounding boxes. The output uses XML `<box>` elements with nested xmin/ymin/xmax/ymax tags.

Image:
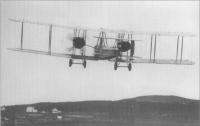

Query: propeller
<box><xmin>65</xmin><ymin>32</ymin><xmax>94</xmax><ymax>52</ymax></box>
<box><xmin>66</xmin><ymin>44</ymin><xmax>94</xmax><ymax>52</ymax></box>
<box><xmin>65</xmin><ymin>33</ymin><xmax>74</xmax><ymax>52</ymax></box>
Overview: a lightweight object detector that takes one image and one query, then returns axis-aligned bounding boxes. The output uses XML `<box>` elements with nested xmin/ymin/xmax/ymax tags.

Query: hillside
<box><xmin>1</xmin><ymin>95</ymin><xmax>199</xmax><ymax>126</ymax></box>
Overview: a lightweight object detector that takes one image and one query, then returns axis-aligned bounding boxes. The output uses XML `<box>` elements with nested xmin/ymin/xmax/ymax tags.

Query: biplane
<box><xmin>8</xmin><ymin>18</ymin><xmax>195</xmax><ymax>71</ymax></box>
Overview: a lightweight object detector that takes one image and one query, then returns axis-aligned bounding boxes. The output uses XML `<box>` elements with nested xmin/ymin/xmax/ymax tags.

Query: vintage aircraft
<box><xmin>8</xmin><ymin>18</ymin><xmax>195</xmax><ymax>71</ymax></box>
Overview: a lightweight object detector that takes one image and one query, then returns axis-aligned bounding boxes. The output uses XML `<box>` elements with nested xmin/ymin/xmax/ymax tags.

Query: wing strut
<box><xmin>175</xmin><ymin>35</ymin><xmax>184</xmax><ymax>64</ymax></box>
<box><xmin>149</xmin><ymin>35</ymin><xmax>153</xmax><ymax>62</ymax></box>
<box><xmin>149</xmin><ymin>34</ymin><xmax>157</xmax><ymax>63</ymax></box>
<box><xmin>48</xmin><ymin>25</ymin><xmax>53</xmax><ymax>55</ymax></box>
<box><xmin>20</xmin><ymin>21</ymin><xmax>24</xmax><ymax>49</ymax></box>
<box><xmin>176</xmin><ymin>35</ymin><xmax>180</xmax><ymax>62</ymax></box>
<box><xmin>180</xmin><ymin>36</ymin><xmax>184</xmax><ymax>63</ymax></box>
<box><xmin>153</xmin><ymin>35</ymin><xmax>157</xmax><ymax>63</ymax></box>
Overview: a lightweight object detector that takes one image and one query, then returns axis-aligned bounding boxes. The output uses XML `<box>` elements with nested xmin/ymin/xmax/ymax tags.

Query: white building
<box><xmin>51</xmin><ymin>108</ymin><xmax>61</xmax><ymax>114</ymax></box>
<box><xmin>1</xmin><ymin>106</ymin><xmax>6</xmax><ymax>111</ymax></box>
<box><xmin>26</xmin><ymin>106</ymin><xmax>38</xmax><ymax>113</ymax></box>
<box><xmin>57</xmin><ymin>115</ymin><xmax>63</xmax><ymax>120</ymax></box>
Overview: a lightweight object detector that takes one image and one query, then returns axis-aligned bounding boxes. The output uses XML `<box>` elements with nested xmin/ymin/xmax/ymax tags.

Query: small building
<box><xmin>51</xmin><ymin>108</ymin><xmax>61</xmax><ymax>114</ymax></box>
<box><xmin>57</xmin><ymin>115</ymin><xmax>63</xmax><ymax>120</ymax></box>
<box><xmin>1</xmin><ymin>105</ymin><xmax>6</xmax><ymax>111</ymax></box>
<box><xmin>26</xmin><ymin>106</ymin><xmax>38</xmax><ymax>113</ymax></box>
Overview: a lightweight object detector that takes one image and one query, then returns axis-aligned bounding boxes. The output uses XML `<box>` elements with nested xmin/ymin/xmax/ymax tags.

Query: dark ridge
<box><xmin>117</xmin><ymin>95</ymin><xmax>198</xmax><ymax>103</ymax></box>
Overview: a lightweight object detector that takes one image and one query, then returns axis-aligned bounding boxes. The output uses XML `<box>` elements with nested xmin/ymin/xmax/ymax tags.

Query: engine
<box><xmin>73</xmin><ymin>37</ymin><xmax>86</xmax><ymax>49</ymax></box>
<box><xmin>117</xmin><ymin>41</ymin><xmax>131</xmax><ymax>52</ymax></box>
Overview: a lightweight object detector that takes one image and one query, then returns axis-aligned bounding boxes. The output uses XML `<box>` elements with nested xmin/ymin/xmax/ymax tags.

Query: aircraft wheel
<box><xmin>69</xmin><ymin>59</ymin><xmax>73</xmax><ymax>67</ymax></box>
<box><xmin>114</xmin><ymin>62</ymin><xmax>118</xmax><ymax>70</ymax></box>
<box><xmin>83</xmin><ymin>60</ymin><xmax>86</xmax><ymax>68</ymax></box>
<box><xmin>128</xmin><ymin>63</ymin><xmax>132</xmax><ymax>71</ymax></box>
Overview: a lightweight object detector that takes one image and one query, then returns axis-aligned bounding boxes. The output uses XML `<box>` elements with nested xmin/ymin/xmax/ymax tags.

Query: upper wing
<box><xmin>8</xmin><ymin>48</ymin><xmax>98</xmax><ymax>61</ymax></box>
<box><xmin>9</xmin><ymin>18</ymin><xmax>96</xmax><ymax>32</ymax></box>
<box><xmin>100</xmin><ymin>29</ymin><xmax>195</xmax><ymax>37</ymax></box>
<box><xmin>9</xmin><ymin>18</ymin><xmax>195</xmax><ymax>37</ymax></box>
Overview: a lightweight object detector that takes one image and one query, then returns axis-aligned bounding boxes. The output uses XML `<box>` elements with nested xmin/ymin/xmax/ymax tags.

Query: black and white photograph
<box><xmin>0</xmin><ymin>1</ymin><xmax>199</xmax><ymax>126</ymax></box>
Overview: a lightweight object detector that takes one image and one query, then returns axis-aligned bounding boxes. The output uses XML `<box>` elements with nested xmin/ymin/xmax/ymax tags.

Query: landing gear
<box><xmin>114</xmin><ymin>58</ymin><xmax>132</xmax><ymax>71</ymax></box>
<box><xmin>128</xmin><ymin>63</ymin><xmax>132</xmax><ymax>71</ymax></box>
<box><xmin>83</xmin><ymin>60</ymin><xmax>86</xmax><ymax>68</ymax></box>
<box><xmin>69</xmin><ymin>59</ymin><xmax>73</xmax><ymax>67</ymax></box>
<box><xmin>114</xmin><ymin>62</ymin><xmax>118</xmax><ymax>70</ymax></box>
<box><xmin>68</xmin><ymin>59</ymin><xmax>87</xmax><ymax>68</ymax></box>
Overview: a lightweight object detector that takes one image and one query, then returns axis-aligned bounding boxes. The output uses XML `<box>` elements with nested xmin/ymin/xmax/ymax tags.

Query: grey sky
<box><xmin>1</xmin><ymin>1</ymin><xmax>199</xmax><ymax>105</ymax></box>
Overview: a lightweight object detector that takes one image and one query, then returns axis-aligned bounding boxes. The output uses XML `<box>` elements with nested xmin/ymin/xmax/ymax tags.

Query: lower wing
<box><xmin>109</xmin><ymin>58</ymin><xmax>194</xmax><ymax>65</ymax></box>
<box><xmin>8</xmin><ymin>48</ymin><xmax>98</xmax><ymax>61</ymax></box>
<box><xmin>8</xmin><ymin>48</ymin><xmax>194</xmax><ymax>65</ymax></box>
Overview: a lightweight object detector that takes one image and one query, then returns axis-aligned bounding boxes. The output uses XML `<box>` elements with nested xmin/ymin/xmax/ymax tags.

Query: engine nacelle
<box><xmin>73</xmin><ymin>37</ymin><xmax>86</xmax><ymax>49</ymax></box>
<box><xmin>117</xmin><ymin>41</ymin><xmax>131</xmax><ymax>52</ymax></box>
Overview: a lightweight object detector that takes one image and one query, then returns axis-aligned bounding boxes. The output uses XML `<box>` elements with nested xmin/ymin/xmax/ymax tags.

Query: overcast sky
<box><xmin>1</xmin><ymin>1</ymin><xmax>199</xmax><ymax>105</ymax></box>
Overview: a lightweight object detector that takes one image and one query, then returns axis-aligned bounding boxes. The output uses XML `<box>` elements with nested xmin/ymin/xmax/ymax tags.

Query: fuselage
<box><xmin>94</xmin><ymin>46</ymin><xmax>119</xmax><ymax>60</ymax></box>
